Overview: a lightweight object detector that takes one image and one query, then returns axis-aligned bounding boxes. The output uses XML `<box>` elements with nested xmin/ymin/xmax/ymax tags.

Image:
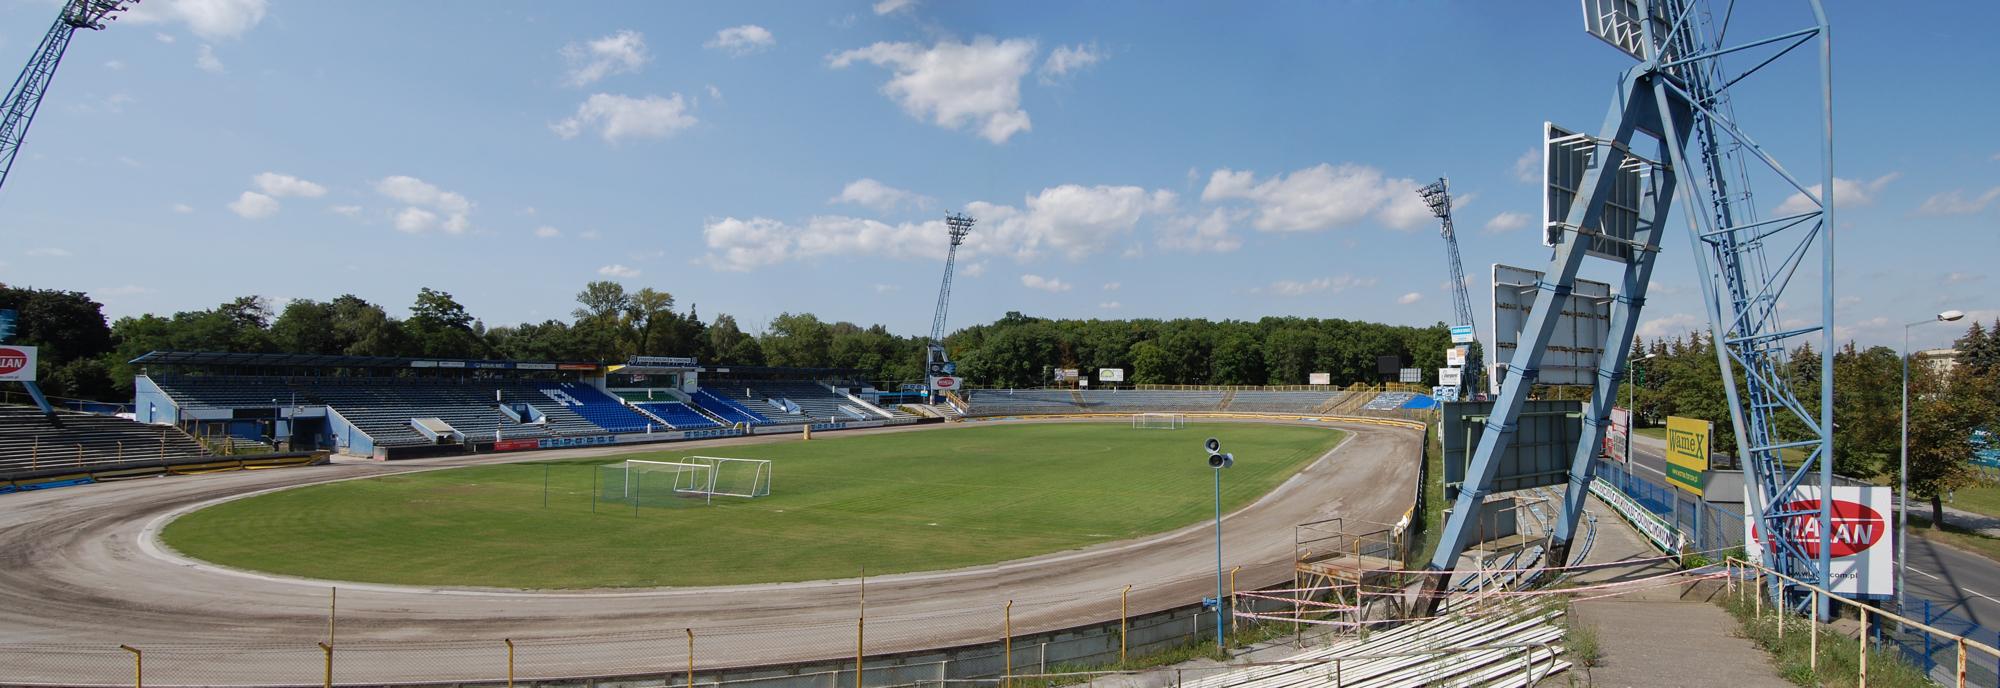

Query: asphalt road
<box><xmin>0</xmin><ymin>417</ymin><xmax>1422</xmax><ymax>685</ymax></box>
<box><xmin>1624</xmin><ymin>433</ymin><xmax>2000</xmax><ymax>630</ymax></box>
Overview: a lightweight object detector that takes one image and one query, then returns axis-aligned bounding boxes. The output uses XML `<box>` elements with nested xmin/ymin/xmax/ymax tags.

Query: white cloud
<box><xmin>375</xmin><ymin>176</ymin><xmax>473</xmax><ymax>234</ymax></box>
<box><xmin>1637</xmin><ymin>313</ymin><xmax>1705</xmax><ymax>339</ymax></box>
<box><xmin>1512</xmin><ymin>149</ymin><xmax>1539</xmax><ymax>183</ymax></box>
<box><xmin>1775</xmin><ymin>172</ymin><xmax>1899</xmax><ymax>215</ymax></box>
<box><xmin>329</xmin><ymin>205</ymin><xmax>361</xmax><ymax>216</ymax></box>
<box><xmin>1484</xmin><ymin>211</ymin><xmax>1529</xmax><ymax>233</ymax></box>
<box><xmin>534</xmin><ymin>226</ymin><xmax>562</xmax><ymax>239</ymax></box>
<box><xmin>252</xmin><ymin>172</ymin><xmax>326</xmax><ymax>198</ymax></box>
<box><xmin>702</xmin><ymin>216</ymin><xmax>796</xmax><ymax>271</ymax></box>
<box><xmin>171</xmin><ymin>203</ymin><xmax>194</xmax><ymax>214</ymax></box>
<box><xmin>706</xmin><ymin>84</ymin><xmax>723</xmax><ymax>101</ymax></box>
<box><xmin>1020</xmin><ymin>274</ymin><xmax>1072</xmax><ymax>292</ymax></box>
<box><xmin>1158</xmin><ymin>208</ymin><xmax>1244</xmax><ymax>253</ymax></box>
<box><xmin>561</xmin><ymin>30</ymin><xmax>648</xmax><ymax>86</ymax></box>
<box><xmin>1099</xmin><ymin>301</ymin><xmax>1121</xmax><ymax>310</ymax></box>
<box><xmin>579</xmin><ymin>229</ymin><xmax>602</xmax><ymax>240</ymax></box>
<box><xmin>1201</xmin><ymin>163</ymin><xmax>1430</xmax><ymax>232</ymax></box>
<box><xmin>872</xmin><ymin>284</ymin><xmax>901</xmax><ymax>294</ymax></box>
<box><xmin>873</xmin><ymin>0</ymin><xmax>918</xmax><ymax>15</ymax></box>
<box><xmin>393</xmin><ymin>208</ymin><xmax>438</xmax><ymax>233</ymax></box>
<box><xmin>1259</xmin><ymin>274</ymin><xmax>1377</xmax><ymax>297</ymax></box>
<box><xmin>227</xmin><ymin>191</ymin><xmax>278</xmax><ymax>219</ymax></box>
<box><xmin>706</xmin><ymin>25</ymin><xmax>775</xmax><ymax>57</ymax></box>
<box><xmin>971</xmin><ymin>184</ymin><xmax>1178</xmax><ymax>259</ymax></box>
<box><xmin>1946</xmin><ymin>272</ymin><xmax>1984</xmax><ymax>285</ymax></box>
<box><xmin>1102</xmin><ymin>282</ymin><xmax>1120</xmax><ymax>291</ymax></box>
<box><xmin>597</xmin><ymin>264</ymin><xmax>641</xmax><ymax>279</ymax></box>
<box><xmin>830</xmin><ymin>37</ymin><xmax>1036</xmax><ymax>144</ymax></box>
<box><xmin>1397</xmin><ymin>292</ymin><xmax>1424</xmax><ymax>305</ymax></box>
<box><xmin>1039</xmin><ymin>43</ymin><xmax>1104</xmax><ymax>84</ymax></box>
<box><xmin>155</xmin><ymin>32</ymin><xmax>176</xmax><ymax>43</ymax></box>
<box><xmin>552</xmin><ymin>93</ymin><xmax>697</xmax><ymax>143</ymax></box>
<box><xmin>126</xmin><ymin>0</ymin><xmax>267</xmax><ymax>41</ymax></box>
<box><xmin>195</xmin><ymin>44</ymin><xmax>225</xmax><ymax>73</ymax></box>
<box><xmin>1917</xmin><ymin>187</ymin><xmax>2000</xmax><ymax>216</ymax></box>
<box><xmin>961</xmin><ymin>262</ymin><xmax>986</xmax><ymax>277</ymax></box>
<box><xmin>831</xmin><ymin>178</ymin><xmax>930</xmax><ymax>212</ymax></box>
<box><xmin>26</xmin><ymin>248</ymin><xmax>71</xmax><ymax>258</ymax></box>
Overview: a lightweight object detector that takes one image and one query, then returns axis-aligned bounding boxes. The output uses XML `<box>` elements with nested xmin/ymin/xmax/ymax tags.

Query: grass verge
<box><xmin>1909</xmin><ymin>514</ymin><xmax>2000</xmax><ymax>564</ymax></box>
<box><xmin>1716</xmin><ymin>589</ymin><xmax>1932</xmax><ymax>687</ymax></box>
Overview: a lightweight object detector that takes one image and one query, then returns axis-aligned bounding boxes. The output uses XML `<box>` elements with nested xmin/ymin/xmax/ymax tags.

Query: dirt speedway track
<box><xmin>0</xmin><ymin>417</ymin><xmax>1420</xmax><ymax>686</ymax></box>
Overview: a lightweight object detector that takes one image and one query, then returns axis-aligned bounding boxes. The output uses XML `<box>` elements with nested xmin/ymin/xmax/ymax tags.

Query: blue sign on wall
<box><xmin>0</xmin><ymin>309</ymin><xmax>15</xmax><ymax>343</ymax></box>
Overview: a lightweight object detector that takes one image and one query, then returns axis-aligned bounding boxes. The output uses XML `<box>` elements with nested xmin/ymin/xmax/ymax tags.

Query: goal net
<box><xmin>598</xmin><ymin>460</ymin><xmax>714</xmax><ymax>507</ymax></box>
<box><xmin>685</xmin><ymin>456</ymin><xmax>773</xmax><ymax>498</ymax></box>
<box><xmin>1132</xmin><ymin>412</ymin><xmax>1187</xmax><ymax>430</ymax></box>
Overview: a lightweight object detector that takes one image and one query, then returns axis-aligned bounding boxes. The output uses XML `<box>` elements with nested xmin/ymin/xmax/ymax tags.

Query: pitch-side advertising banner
<box><xmin>1744</xmin><ymin>485</ymin><xmax>1895</xmax><ymax>597</ymax></box>
<box><xmin>1099</xmin><ymin>368</ymin><xmax>1125</xmax><ymax>382</ymax></box>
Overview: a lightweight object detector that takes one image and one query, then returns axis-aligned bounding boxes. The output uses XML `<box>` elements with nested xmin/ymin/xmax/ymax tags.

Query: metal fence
<box><xmin>1593</xmin><ymin>458</ymin><xmax>1744</xmax><ymax>555</ymax></box>
<box><xmin>1889</xmin><ymin>598</ymin><xmax>2000</xmax><ymax>687</ymax></box>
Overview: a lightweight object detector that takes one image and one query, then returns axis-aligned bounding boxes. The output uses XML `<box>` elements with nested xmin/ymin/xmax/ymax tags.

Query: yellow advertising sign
<box><xmin>1664</xmin><ymin>416</ymin><xmax>1711</xmax><ymax>496</ymax></box>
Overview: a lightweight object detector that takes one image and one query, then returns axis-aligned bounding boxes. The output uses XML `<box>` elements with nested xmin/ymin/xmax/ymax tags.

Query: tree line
<box><xmin>0</xmin><ymin>281</ymin><xmax>1453</xmax><ymax>400</ymax></box>
<box><xmin>1623</xmin><ymin>324</ymin><xmax>2000</xmax><ymax>524</ymax></box>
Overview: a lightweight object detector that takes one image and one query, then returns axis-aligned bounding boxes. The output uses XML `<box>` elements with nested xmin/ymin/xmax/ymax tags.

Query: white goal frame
<box><xmin>623</xmin><ymin>460</ymin><xmax>715</xmax><ymax>504</ymax></box>
<box><xmin>1132</xmin><ymin>412</ymin><xmax>1187</xmax><ymax>430</ymax></box>
<box><xmin>686</xmin><ymin>456</ymin><xmax>773</xmax><ymax>498</ymax></box>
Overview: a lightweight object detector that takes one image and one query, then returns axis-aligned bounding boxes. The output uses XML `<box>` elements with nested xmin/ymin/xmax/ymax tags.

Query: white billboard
<box><xmin>1438</xmin><ymin>368</ymin><xmax>1462</xmax><ymax>386</ymax></box>
<box><xmin>0</xmin><ymin>345</ymin><xmax>35</xmax><ymax>382</ymax></box>
<box><xmin>1492</xmin><ymin>263</ymin><xmax>1612</xmax><ymax>387</ymax></box>
<box><xmin>1309</xmin><ymin>372</ymin><xmax>1332</xmax><ymax>386</ymax></box>
<box><xmin>928</xmin><ymin>375</ymin><xmax>960</xmax><ymax>391</ymax></box>
<box><xmin>1398</xmin><ymin>368</ymin><xmax>1421</xmax><ymax>384</ymax></box>
<box><xmin>1098</xmin><ymin>368</ymin><xmax>1125</xmax><ymax>382</ymax></box>
<box><xmin>1604</xmin><ymin>407</ymin><xmax>1631</xmax><ymax>463</ymax></box>
<box><xmin>1450</xmin><ymin>325</ymin><xmax>1476</xmax><ymax>344</ymax></box>
<box><xmin>1053</xmin><ymin>368</ymin><xmax>1080</xmax><ymax>382</ymax></box>
<box><xmin>1744</xmin><ymin>485</ymin><xmax>1895</xmax><ymax>597</ymax></box>
<box><xmin>1445</xmin><ymin>347</ymin><xmax>1466</xmax><ymax>367</ymax></box>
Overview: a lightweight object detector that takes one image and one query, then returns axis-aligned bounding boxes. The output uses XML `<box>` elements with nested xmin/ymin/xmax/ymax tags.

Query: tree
<box><xmin>1907</xmin><ymin>362</ymin><xmax>1994</xmax><ymax>526</ymax></box>
<box><xmin>707</xmin><ymin>314</ymin><xmax>763</xmax><ymax>365</ymax></box>
<box><xmin>329</xmin><ymin>295</ymin><xmax>406</xmax><ymax>357</ymax></box>
<box><xmin>625</xmin><ymin>288</ymin><xmax>675</xmax><ymax>355</ymax></box>
<box><xmin>404</xmin><ymin>288</ymin><xmax>485</xmax><ymax>358</ymax></box>
<box><xmin>1211</xmin><ymin>331</ymin><xmax>1265</xmax><ymax>385</ymax></box>
<box><xmin>0</xmin><ymin>285</ymin><xmax>116</xmax><ymax>399</ymax></box>
<box><xmin>762</xmin><ymin>312</ymin><xmax>832</xmax><ymax>368</ymax></box>
<box><xmin>271</xmin><ymin>299</ymin><xmax>340</xmax><ymax>355</ymax></box>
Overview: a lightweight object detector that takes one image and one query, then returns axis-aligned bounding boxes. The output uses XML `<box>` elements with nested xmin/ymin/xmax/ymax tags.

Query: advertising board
<box><xmin>1744</xmin><ymin>485</ymin><xmax>1895</xmax><ymax>597</ymax></box>
<box><xmin>0</xmin><ymin>345</ymin><xmax>34</xmax><ymax>382</ymax></box>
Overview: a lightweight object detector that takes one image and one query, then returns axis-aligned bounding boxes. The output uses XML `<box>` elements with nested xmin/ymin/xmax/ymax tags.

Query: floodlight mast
<box><xmin>924</xmin><ymin>212</ymin><xmax>975</xmax><ymax>399</ymax></box>
<box><xmin>0</xmin><ymin>0</ymin><xmax>133</xmax><ymax>198</ymax></box>
<box><xmin>1423</xmin><ymin>0</ymin><xmax>1836</xmax><ymax>616</ymax></box>
<box><xmin>1418</xmin><ymin>178</ymin><xmax>1481</xmax><ymax>401</ymax></box>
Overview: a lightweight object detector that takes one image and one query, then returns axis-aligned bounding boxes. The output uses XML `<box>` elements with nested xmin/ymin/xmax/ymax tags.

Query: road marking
<box><xmin>1909</xmin><ymin>566</ymin><xmax>2000</xmax><ymax>606</ymax></box>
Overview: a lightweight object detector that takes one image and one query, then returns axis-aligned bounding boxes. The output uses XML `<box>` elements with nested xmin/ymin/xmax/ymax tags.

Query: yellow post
<box><xmin>1809</xmin><ymin>591</ymin><xmax>1818</xmax><ymax>672</ymax></box>
<box><xmin>119</xmin><ymin>645</ymin><xmax>140</xmax><ymax>688</ymax></box>
<box><xmin>1120</xmin><ymin>585</ymin><xmax>1131</xmax><ymax>665</ymax></box>
<box><xmin>1229</xmin><ymin>566</ymin><xmax>1240</xmax><ymax>636</ymax></box>
<box><xmin>1004</xmin><ymin>600</ymin><xmax>1013</xmax><ymax>688</ymax></box>
<box><xmin>857</xmin><ymin>568</ymin><xmax>865</xmax><ymax>688</ymax></box>
<box><xmin>327</xmin><ymin>587</ymin><xmax>337</xmax><ymax>648</ymax></box>
<box><xmin>504</xmin><ymin>638</ymin><xmax>514</xmax><ymax>688</ymax></box>
<box><xmin>1754</xmin><ymin>572</ymin><xmax>1763</xmax><ymax>617</ymax></box>
<box><xmin>1956</xmin><ymin>638</ymin><xmax>1966</xmax><ymax>688</ymax></box>
<box><xmin>318</xmin><ymin>641</ymin><xmax>332</xmax><ymax>688</ymax></box>
<box><xmin>687</xmin><ymin>629</ymin><xmax>695</xmax><ymax>688</ymax></box>
<box><xmin>1858</xmin><ymin>607</ymin><xmax>1868</xmax><ymax>687</ymax></box>
<box><xmin>804</xmin><ymin>424</ymin><xmax>813</xmax><ymax>441</ymax></box>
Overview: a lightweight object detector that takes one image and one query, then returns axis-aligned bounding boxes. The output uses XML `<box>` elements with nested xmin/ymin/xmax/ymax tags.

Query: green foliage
<box><xmin>1716</xmin><ymin>591</ymin><xmax>1932</xmax><ymax>688</ymax></box>
<box><xmin>160</xmin><ymin>422</ymin><xmax>1343</xmax><ymax>589</ymax></box>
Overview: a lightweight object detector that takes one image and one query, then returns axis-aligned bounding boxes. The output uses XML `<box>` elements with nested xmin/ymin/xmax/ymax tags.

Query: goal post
<box><xmin>600</xmin><ymin>460</ymin><xmax>714</xmax><ymax>507</ymax></box>
<box><xmin>1132</xmin><ymin>412</ymin><xmax>1187</xmax><ymax>430</ymax></box>
<box><xmin>686</xmin><ymin>456</ymin><xmax>772</xmax><ymax>498</ymax></box>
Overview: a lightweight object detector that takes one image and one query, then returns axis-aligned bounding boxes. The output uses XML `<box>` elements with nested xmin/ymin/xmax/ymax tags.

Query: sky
<box><xmin>0</xmin><ymin>0</ymin><xmax>1992</xmax><ymax>353</ymax></box>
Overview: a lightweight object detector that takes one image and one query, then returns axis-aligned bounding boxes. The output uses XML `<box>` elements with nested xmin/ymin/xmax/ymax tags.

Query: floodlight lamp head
<box><xmin>1417</xmin><ymin>178</ymin><xmax>1451</xmax><ymax>219</ymax></box>
<box><xmin>1939</xmin><ymin>310</ymin><xmax>1966</xmax><ymax>322</ymax></box>
<box><xmin>943</xmin><ymin>212</ymin><xmax>976</xmax><ymax>246</ymax></box>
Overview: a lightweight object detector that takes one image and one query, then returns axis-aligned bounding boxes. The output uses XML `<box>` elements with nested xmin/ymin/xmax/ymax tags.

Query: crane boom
<box><xmin>0</xmin><ymin>0</ymin><xmax>131</xmax><ymax>197</ymax></box>
<box><xmin>1418</xmin><ymin>177</ymin><xmax>1481</xmax><ymax>400</ymax></box>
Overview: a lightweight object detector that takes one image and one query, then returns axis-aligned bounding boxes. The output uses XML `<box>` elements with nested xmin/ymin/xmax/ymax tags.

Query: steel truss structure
<box><xmin>924</xmin><ymin>213</ymin><xmax>976</xmax><ymax>395</ymax></box>
<box><xmin>1427</xmin><ymin>0</ymin><xmax>1836</xmax><ymax>615</ymax></box>
<box><xmin>1418</xmin><ymin>178</ymin><xmax>1481</xmax><ymax>401</ymax></box>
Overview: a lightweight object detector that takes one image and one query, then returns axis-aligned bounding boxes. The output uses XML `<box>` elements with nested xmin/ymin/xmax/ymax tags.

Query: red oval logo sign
<box><xmin>0</xmin><ymin>347</ymin><xmax>27</xmax><ymax>376</ymax></box>
<box><xmin>1750</xmin><ymin>499</ymin><xmax>1886</xmax><ymax>558</ymax></box>
<box><xmin>935</xmin><ymin>377</ymin><xmax>957</xmax><ymax>389</ymax></box>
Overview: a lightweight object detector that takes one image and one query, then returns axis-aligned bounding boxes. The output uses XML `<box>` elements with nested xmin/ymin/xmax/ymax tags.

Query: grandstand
<box><xmin>632</xmin><ymin>401</ymin><xmax>721</xmax><ymax>430</ymax></box>
<box><xmin>1225</xmin><ymin>390</ymin><xmax>1347</xmax><ymax>413</ymax></box>
<box><xmin>0</xmin><ymin>405</ymin><xmax>207</xmax><ymax>474</ymax></box>
<box><xmin>1076</xmin><ymin>389</ymin><xmax>1224</xmax><ymax>411</ymax></box>
<box><xmin>958</xmin><ymin>387</ymin><xmax>1421</xmax><ymax>418</ymax></box>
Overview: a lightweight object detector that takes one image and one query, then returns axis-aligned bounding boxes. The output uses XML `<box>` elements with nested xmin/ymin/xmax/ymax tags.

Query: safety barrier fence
<box><xmin>0</xmin><ymin>568</ymin><xmax>1360</xmax><ymax>688</ymax></box>
<box><xmin>1728</xmin><ymin>557</ymin><xmax>2000</xmax><ymax>688</ymax></box>
<box><xmin>1592</xmin><ymin>458</ymin><xmax>1744</xmax><ymax>555</ymax></box>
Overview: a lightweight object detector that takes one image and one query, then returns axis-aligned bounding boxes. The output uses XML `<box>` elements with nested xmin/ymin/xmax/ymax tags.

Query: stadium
<box><xmin>3</xmin><ymin>2</ymin><xmax>1996</xmax><ymax>687</ymax></box>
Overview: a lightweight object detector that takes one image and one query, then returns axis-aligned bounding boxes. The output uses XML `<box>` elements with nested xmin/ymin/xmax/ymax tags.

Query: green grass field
<box><xmin>161</xmin><ymin>422</ymin><xmax>1345</xmax><ymax>589</ymax></box>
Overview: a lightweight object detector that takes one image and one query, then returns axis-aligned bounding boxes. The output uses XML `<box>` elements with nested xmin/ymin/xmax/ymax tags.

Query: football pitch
<box><xmin>161</xmin><ymin>421</ymin><xmax>1346</xmax><ymax>589</ymax></box>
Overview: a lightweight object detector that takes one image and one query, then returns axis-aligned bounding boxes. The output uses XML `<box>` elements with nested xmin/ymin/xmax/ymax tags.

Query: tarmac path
<box><xmin>0</xmin><ymin>417</ymin><xmax>1421</xmax><ymax>685</ymax></box>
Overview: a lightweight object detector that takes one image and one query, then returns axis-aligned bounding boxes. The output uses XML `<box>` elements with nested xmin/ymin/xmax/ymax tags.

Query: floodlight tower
<box><xmin>1425</xmin><ymin>0</ymin><xmax>1837</xmax><ymax>615</ymax></box>
<box><xmin>924</xmin><ymin>212</ymin><xmax>975</xmax><ymax>398</ymax></box>
<box><xmin>0</xmin><ymin>0</ymin><xmax>135</xmax><ymax>197</ymax></box>
<box><xmin>1418</xmin><ymin>178</ymin><xmax>1480</xmax><ymax>401</ymax></box>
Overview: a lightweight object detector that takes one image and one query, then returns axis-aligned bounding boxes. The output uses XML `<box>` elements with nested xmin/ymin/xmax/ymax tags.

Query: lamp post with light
<box><xmin>1900</xmin><ymin>309</ymin><xmax>1964</xmax><ymax>613</ymax></box>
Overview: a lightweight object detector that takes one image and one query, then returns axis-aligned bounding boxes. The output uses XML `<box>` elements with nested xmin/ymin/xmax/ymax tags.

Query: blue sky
<box><xmin>0</xmin><ymin>0</ymin><xmax>1991</xmax><ymax>351</ymax></box>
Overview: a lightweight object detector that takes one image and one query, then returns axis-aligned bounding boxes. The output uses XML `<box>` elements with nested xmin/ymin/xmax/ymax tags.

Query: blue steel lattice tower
<box><xmin>0</xmin><ymin>0</ymin><xmax>134</xmax><ymax>197</ymax></box>
<box><xmin>1418</xmin><ymin>178</ymin><xmax>1481</xmax><ymax>401</ymax></box>
<box><xmin>925</xmin><ymin>213</ymin><xmax>975</xmax><ymax>399</ymax></box>
<box><xmin>1424</xmin><ymin>0</ymin><xmax>1837</xmax><ymax>615</ymax></box>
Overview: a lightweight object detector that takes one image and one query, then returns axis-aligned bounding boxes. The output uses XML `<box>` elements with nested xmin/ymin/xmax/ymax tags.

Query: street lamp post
<box><xmin>1901</xmin><ymin>309</ymin><xmax>1964</xmax><ymax>614</ymax></box>
<box><xmin>1626</xmin><ymin>352</ymin><xmax>1659</xmax><ymax>487</ymax></box>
